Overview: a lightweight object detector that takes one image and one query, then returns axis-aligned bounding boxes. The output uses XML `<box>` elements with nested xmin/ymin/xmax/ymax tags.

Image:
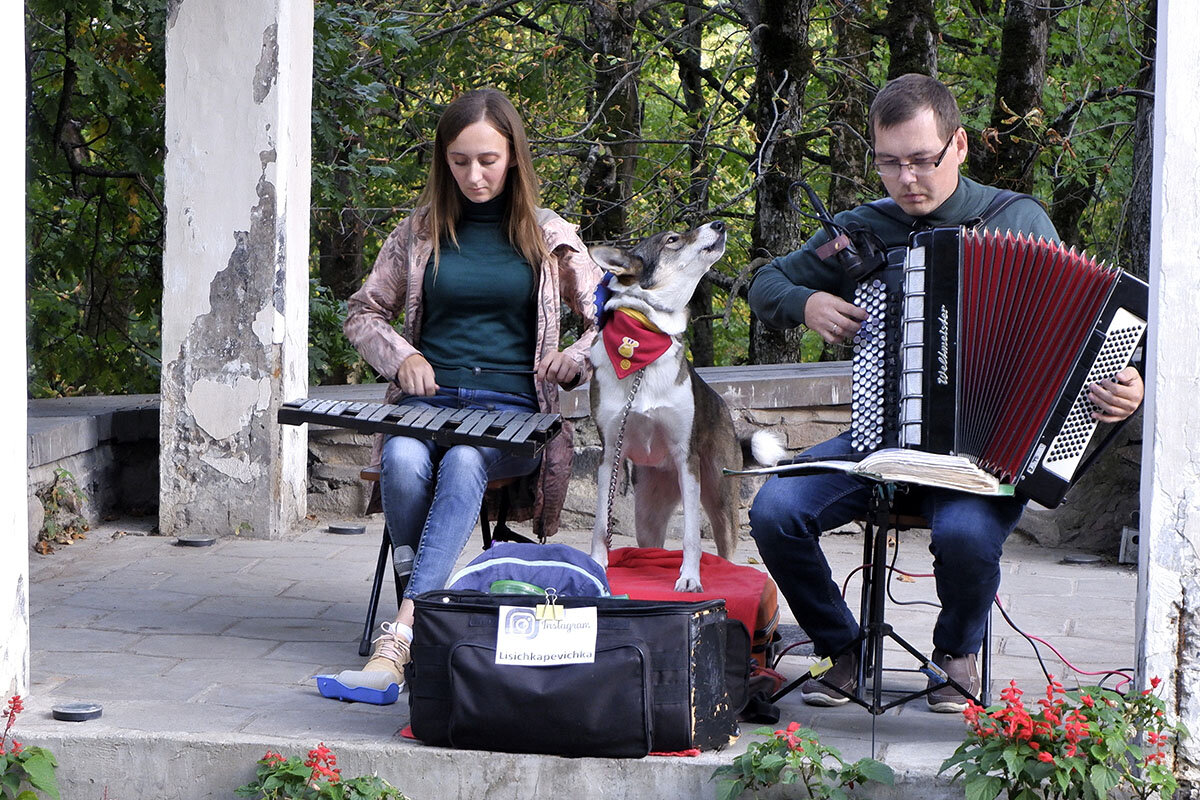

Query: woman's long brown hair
<box><xmin>418</xmin><ymin>88</ymin><xmax>549</xmax><ymax>275</ymax></box>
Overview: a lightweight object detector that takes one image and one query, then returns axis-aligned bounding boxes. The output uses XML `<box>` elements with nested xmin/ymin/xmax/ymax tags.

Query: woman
<box><xmin>332</xmin><ymin>89</ymin><xmax>601</xmax><ymax>702</ymax></box>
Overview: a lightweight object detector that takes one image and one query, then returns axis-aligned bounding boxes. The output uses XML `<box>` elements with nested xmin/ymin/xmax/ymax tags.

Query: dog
<box><xmin>588</xmin><ymin>220</ymin><xmax>785</xmax><ymax>592</ymax></box>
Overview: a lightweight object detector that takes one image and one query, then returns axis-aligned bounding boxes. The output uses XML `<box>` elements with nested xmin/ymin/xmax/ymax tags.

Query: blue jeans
<box><xmin>380</xmin><ymin>387</ymin><xmax>542</xmax><ymax>599</ymax></box>
<box><xmin>748</xmin><ymin>431</ymin><xmax>1025</xmax><ymax>657</ymax></box>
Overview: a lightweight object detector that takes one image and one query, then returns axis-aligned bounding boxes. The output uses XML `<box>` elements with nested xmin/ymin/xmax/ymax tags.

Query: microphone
<box><xmin>789</xmin><ymin>180</ymin><xmax>886</xmax><ymax>280</ymax></box>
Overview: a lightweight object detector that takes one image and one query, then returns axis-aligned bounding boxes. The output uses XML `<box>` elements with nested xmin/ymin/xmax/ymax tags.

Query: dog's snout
<box><xmin>710</xmin><ymin>220</ymin><xmax>725</xmax><ymax>233</ymax></box>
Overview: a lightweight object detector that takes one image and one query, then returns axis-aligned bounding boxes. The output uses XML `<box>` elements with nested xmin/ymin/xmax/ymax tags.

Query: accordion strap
<box><xmin>866</xmin><ymin>189</ymin><xmax>1041</xmax><ymax>232</ymax></box>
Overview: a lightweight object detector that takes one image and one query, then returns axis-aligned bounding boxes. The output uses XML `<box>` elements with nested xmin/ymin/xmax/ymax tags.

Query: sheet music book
<box><xmin>726</xmin><ymin>448</ymin><xmax>1014</xmax><ymax>496</ymax></box>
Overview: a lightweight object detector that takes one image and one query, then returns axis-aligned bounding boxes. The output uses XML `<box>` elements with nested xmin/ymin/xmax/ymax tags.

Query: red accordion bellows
<box><xmin>960</xmin><ymin>231</ymin><xmax>1120</xmax><ymax>482</ymax></box>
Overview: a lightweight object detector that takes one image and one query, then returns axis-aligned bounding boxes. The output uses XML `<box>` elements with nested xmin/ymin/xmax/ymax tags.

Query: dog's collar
<box><xmin>615</xmin><ymin>307</ymin><xmax>663</xmax><ymax>334</ymax></box>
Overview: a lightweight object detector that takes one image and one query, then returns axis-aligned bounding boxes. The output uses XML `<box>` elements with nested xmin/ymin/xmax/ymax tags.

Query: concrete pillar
<box><xmin>1</xmin><ymin>3</ymin><xmax>28</xmax><ymax>697</ymax></box>
<box><xmin>160</xmin><ymin>1</ymin><xmax>312</xmax><ymax>539</ymax></box>
<box><xmin>1137</xmin><ymin>0</ymin><xmax>1200</xmax><ymax>779</ymax></box>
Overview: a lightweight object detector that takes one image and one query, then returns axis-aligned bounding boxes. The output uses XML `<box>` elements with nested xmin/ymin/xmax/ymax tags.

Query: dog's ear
<box><xmin>589</xmin><ymin>245</ymin><xmax>641</xmax><ymax>277</ymax></box>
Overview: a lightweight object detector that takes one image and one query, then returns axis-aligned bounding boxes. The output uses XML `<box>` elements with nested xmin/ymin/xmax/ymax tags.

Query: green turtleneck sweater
<box><xmin>419</xmin><ymin>192</ymin><xmax>537</xmax><ymax>395</ymax></box>
<box><xmin>748</xmin><ymin>175</ymin><xmax>1060</xmax><ymax>331</ymax></box>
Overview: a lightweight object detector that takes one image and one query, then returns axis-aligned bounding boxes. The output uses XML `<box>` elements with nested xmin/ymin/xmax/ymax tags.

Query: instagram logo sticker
<box><xmin>502</xmin><ymin>607</ymin><xmax>540</xmax><ymax>639</ymax></box>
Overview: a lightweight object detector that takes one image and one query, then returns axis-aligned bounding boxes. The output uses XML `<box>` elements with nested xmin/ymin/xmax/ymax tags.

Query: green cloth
<box><xmin>420</xmin><ymin>192</ymin><xmax>537</xmax><ymax>395</ymax></box>
<box><xmin>748</xmin><ymin>175</ymin><xmax>1060</xmax><ymax>331</ymax></box>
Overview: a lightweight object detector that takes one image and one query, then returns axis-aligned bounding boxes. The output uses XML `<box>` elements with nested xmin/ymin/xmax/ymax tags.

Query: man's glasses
<box><xmin>873</xmin><ymin>133</ymin><xmax>956</xmax><ymax>177</ymax></box>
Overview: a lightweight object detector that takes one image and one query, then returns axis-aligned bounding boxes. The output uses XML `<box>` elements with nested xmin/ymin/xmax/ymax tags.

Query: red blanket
<box><xmin>605</xmin><ymin>547</ymin><xmax>769</xmax><ymax>637</ymax></box>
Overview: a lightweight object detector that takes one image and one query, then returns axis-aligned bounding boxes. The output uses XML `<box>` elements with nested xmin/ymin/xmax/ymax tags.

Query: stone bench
<box><xmin>27</xmin><ymin>362</ymin><xmax>1134</xmax><ymax>552</ymax></box>
<box><xmin>25</xmin><ymin>364</ymin><xmax>852</xmax><ymax>540</ymax></box>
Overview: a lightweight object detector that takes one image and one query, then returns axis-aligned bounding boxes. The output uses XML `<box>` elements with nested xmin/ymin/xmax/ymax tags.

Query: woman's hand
<box><xmin>1088</xmin><ymin>365</ymin><xmax>1144</xmax><ymax>422</ymax></box>
<box><xmin>536</xmin><ymin>351</ymin><xmax>582</xmax><ymax>388</ymax></box>
<box><xmin>804</xmin><ymin>291</ymin><xmax>869</xmax><ymax>343</ymax></box>
<box><xmin>396</xmin><ymin>353</ymin><xmax>438</xmax><ymax>396</ymax></box>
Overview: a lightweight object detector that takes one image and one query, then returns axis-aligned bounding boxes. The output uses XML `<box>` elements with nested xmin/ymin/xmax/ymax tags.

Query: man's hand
<box><xmin>804</xmin><ymin>291</ymin><xmax>869</xmax><ymax>343</ymax></box>
<box><xmin>536</xmin><ymin>351</ymin><xmax>581</xmax><ymax>388</ymax></box>
<box><xmin>396</xmin><ymin>353</ymin><xmax>438</xmax><ymax>396</ymax></box>
<box><xmin>1088</xmin><ymin>365</ymin><xmax>1144</xmax><ymax>422</ymax></box>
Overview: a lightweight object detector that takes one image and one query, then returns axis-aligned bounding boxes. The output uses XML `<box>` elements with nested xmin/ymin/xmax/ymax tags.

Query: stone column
<box><xmin>1</xmin><ymin>3</ymin><xmax>28</xmax><ymax>696</ymax></box>
<box><xmin>160</xmin><ymin>1</ymin><xmax>312</xmax><ymax>539</ymax></box>
<box><xmin>1136</xmin><ymin>0</ymin><xmax>1200</xmax><ymax>780</ymax></box>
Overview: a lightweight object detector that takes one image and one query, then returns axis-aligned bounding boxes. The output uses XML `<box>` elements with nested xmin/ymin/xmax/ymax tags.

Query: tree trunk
<box><xmin>971</xmin><ymin>0</ymin><xmax>1050</xmax><ymax>192</ymax></box>
<box><xmin>1121</xmin><ymin>0</ymin><xmax>1156</xmax><ymax>282</ymax></box>
<box><xmin>315</xmin><ymin>139</ymin><xmax>366</xmax><ymax>301</ymax></box>
<box><xmin>828</xmin><ymin>0</ymin><xmax>874</xmax><ymax>212</ymax></box>
<box><xmin>1048</xmin><ymin>174</ymin><xmax>1095</xmax><ymax>249</ymax></box>
<box><xmin>580</xmin><ymin>0</ymin><xmax>640</xmax><ymax>245</ymax></box>
<box><xmin>883</xmin><ymin>0</ymin><xmax>938</xmax><ymax>79</ymax></box>
<box><xmin>746</xmin><ymin>0</ymin><xmax>814</xmax><ymax>365</ymax></box>
<box><xmin>678</xmin><ymin>0</ymin><xmax>714</xmax><ymax>366</ymax></box>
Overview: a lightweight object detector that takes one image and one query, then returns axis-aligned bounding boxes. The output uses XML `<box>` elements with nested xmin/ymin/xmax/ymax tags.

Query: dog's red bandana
<box><xmin>602</xmin><ymin>308</ymin><xmax>673</xmax><ymax>379</ymax></box>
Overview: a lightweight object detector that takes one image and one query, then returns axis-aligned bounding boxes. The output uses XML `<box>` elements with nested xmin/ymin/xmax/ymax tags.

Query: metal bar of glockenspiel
<box><xmin>466</xmin><ymin>410</ymin><xmax>499</xmax><ymax>438</ymax></box>
<box><xmin>510</xmin><ymin>416</ymin><xmax>541</xmax><ymax>446</ymax></box>
<box><xmin>453</xmin><ymin>409</ymin><xmax>488</xmax><ymax>435</ymax></box>
<box><xmin>419</xmin><ymin>407</ymin><xmax>457</xmax><ymax>437</ymax></box>
<box><xmin>495</xmin><ymin>414</ymin><xmax>527</xmax><ymax>443</ymax></box>
<box><xmin>365</xmin><ymin>404</ymin><xmax>394</xmax><ymax>423</ymax></box>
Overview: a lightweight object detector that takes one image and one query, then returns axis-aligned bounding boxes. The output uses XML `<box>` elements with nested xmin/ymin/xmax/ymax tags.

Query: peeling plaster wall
<box><xmin>1137</xmin><ymin>0</ymin><xmax>1200</xmax><ymax>779</ymax></box>
<box><xmin>160</xmin><ymin>1</ymin><xmax>311</xmax><ymax>538</ymax></box>
<box><xmin>1</xmin><ymin>3</ymin><xmax>28</xmax><ymax>695</ymax></box>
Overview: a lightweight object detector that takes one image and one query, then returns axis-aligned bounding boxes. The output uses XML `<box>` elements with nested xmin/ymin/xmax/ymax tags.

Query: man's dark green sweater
<box><xmin>749</xmin><ymin>175</ymin><xmax>1060</xmax><ymax>331</ymax></box>
<box><xmin>420</xmin><ymin>192</ymin><xmax>537</xmax><ymax>395</ymax></box>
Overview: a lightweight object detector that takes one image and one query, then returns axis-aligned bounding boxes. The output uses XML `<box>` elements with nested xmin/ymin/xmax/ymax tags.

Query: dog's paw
<box><xmin>674</xmin><ymin>574</ymin><xmax>704</xmax><ymax>593</ymax></box>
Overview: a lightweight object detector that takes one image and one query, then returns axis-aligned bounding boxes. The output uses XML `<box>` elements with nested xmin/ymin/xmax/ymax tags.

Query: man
<box><xmin>746</xmin><ymin>73</ymin><xmax>1144</xmax><ymax>712</ymax></box>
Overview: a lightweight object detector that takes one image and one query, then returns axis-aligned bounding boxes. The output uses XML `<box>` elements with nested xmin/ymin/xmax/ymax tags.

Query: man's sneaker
<box><xmin>927</xmin><ymin>649</ymin><xmax>979</xmax><ymax>713</ymax></box>
<box><xmin>799</xmin><ymin>651</ymin><xmax>858</xmax><ymax>706</ymax></box>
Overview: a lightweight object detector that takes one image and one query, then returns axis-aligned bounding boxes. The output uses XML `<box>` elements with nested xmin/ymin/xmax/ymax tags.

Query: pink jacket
<box><xmin>344</xmin><ymin>206</ymin><xmax>601</xmax><ymax>539</ymax></box>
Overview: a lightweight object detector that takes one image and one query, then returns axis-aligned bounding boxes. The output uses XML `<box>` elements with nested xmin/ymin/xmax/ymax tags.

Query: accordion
<box><xmin>850</xmin><ymin>227</ymin><xmax>1148</xmax><ymax>508</ymax></box>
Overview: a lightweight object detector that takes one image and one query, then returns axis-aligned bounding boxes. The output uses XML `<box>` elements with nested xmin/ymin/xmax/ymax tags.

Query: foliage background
<box><xmin>25</xmin><ymin>0</ymin><xmax>1155</xmax><ymax>396</ymax></box>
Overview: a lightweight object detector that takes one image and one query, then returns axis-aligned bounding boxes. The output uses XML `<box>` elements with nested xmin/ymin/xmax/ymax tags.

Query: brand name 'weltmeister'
<box><xmin>936</xmin><ymin>305</ymin><xmax>950</xmax><ymax>385</ymax></box>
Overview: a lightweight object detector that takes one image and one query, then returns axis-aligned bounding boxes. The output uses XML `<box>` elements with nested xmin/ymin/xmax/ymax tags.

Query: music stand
<box><xmin>769</xmin><ymin>478</ymin><xmax>989</xmax><ymax>715</ymax></box>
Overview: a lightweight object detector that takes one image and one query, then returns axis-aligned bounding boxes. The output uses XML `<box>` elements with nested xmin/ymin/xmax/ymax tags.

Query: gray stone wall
<box><xmin>27</xmin><ymin>363</ymin><xmax>1144</xmax><ymax>556</ymax></box>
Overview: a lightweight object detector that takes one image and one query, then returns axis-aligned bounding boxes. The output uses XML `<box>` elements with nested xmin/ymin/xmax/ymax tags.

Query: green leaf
<box><xmin>851</xmin><ymin>758</ymin><xmax>894</xmax><ymax>785</ymax></box>
<box><xmin>1088</xmin><ymin>763</ymin><xmax>1119</xmax><ymax>798</ymax></box>
<box><xmin>965</xmin><ymin>775</ymin><xmax>1004</xmax><ymax>800</ymax></box>
<box><xmin>714</xmin><ymin>778</ymin><xmax>746</xmax><ymax>800</ymax></box>
<box><xmin>19</xmin><ymin>751</ymin><xmax>60</xmax><ymax>800</ymax></box>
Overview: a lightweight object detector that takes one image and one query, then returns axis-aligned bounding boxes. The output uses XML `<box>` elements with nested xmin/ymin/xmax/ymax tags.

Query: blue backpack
<box><xmin>448</xmin><ymin>542</ymin><xmax>611</xmax><ymax>597</ymax></box>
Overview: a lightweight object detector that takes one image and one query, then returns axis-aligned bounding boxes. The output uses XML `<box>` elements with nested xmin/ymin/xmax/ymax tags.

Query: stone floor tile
<box><xmin>222</xmin><ymin>616</ymin><xmax>359</xmax><ymax>643</ymax></box>
<box><xmin>189</xmin><ymin>595</ymin><xmax>334</xmax><ymax>619</ymax></box>
<box><xmin>57</xmin><ymin>586</ymin><xmax>205</xmax><ymax>612</ymax></box>
<box><xmin>31</xmin><ymin>625</ymin><xmax>145</xmax><ymax>653</ymax></box>
<box><xmin>130</xmin><ymin>633</ymin><xmax>279</xmax><ymax>659</ymax></box>
<box><xmin>92</xmin><ymin>608</ymin><xmax>242</xmax><ymax>635</ymax></box>
<box><xmin>162</xmin><ymin>657</ymin><xmax>323</xmax><ymax>686</ymax></box>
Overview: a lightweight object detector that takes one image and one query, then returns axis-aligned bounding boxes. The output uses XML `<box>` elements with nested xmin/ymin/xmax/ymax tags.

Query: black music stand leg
<box><xmin>771</xmin><ymin>483</ymin><xmax>985</xmax><ymax>714</ymax></box>
<box><xmin>480</xmin><ymin>504</ymin><xmax>493</xmax><ymax>550</ymax></box>
<box><xmin>360</xmin><ymin>529</ymin><xmax>391</xmax><ymax>657</ymax></box>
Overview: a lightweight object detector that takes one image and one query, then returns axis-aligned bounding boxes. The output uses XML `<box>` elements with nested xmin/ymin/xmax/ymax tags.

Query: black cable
<box><xmin>884</xmin><ymin>524</ymin><xmax>941</xmax><ymax>609</ymax></box>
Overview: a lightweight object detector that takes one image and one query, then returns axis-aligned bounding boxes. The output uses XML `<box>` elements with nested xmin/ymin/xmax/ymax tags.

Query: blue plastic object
<box><xmin>316</xmin><ymin>674</ymin><xmax>400</xmax><ymax>705</ymax></box>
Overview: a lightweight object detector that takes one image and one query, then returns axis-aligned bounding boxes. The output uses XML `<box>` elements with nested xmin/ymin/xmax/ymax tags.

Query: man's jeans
<box><xmin>380</xmin><ymin>387</ymin><xmax>541</xmax><ymax>599</ymax></box>
<box><xmin>748</xmin><ymin>431</ymin><xmax>1025</xmax><ymax>657</ymax></box>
